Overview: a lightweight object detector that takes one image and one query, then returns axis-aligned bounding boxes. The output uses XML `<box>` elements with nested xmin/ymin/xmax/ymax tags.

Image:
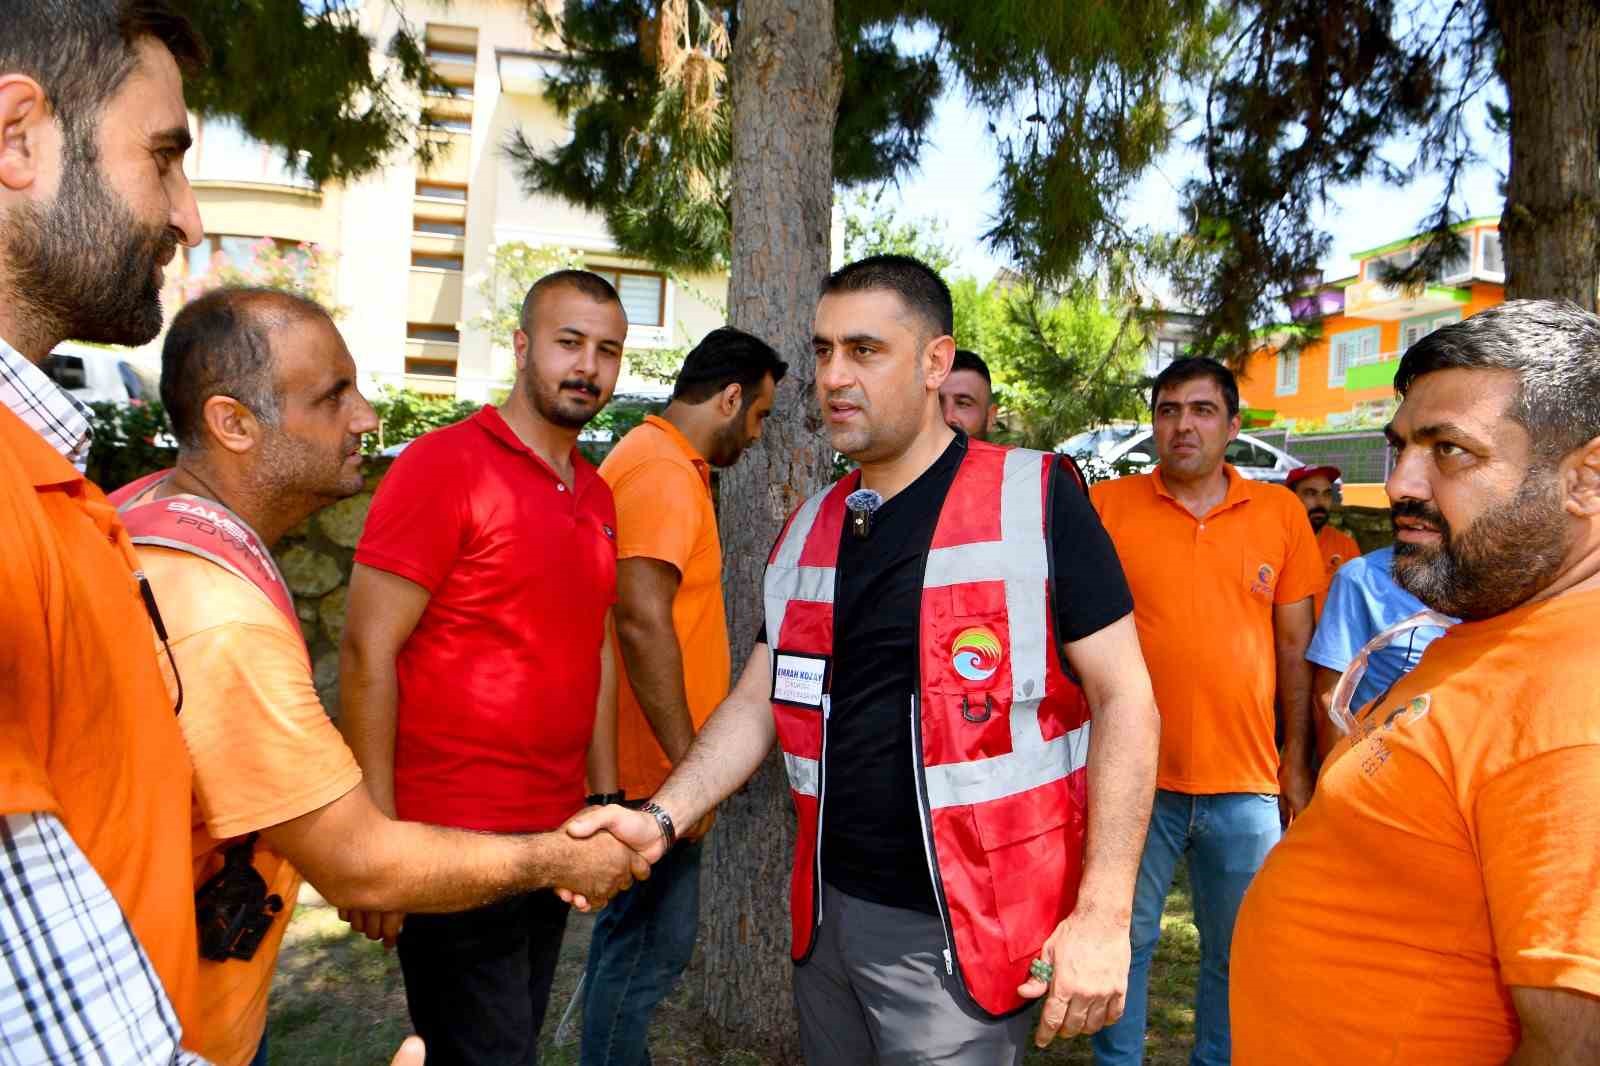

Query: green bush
<box><xmin>369</xmin><ymin>386</ymin><xmax>481</xmax><ymax>453</ymax></box>
<box><xmin>86</xmin><ymin>399</ymin><xmax>176</xmax><ymax>490</ymax></box>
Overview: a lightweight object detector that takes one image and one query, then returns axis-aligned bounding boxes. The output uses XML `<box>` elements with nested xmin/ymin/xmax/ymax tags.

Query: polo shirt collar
<box><xmin>1152</xmin><ymin>462</ymin><xmax>1251</xmax><ymax>519</ymax></box>
<box><xmin>0</xmin><ymin>333</ymin><xmax>93</xmax><ymax>472</ymax></box>
<box><xmin>643</xmin><ymin>414</ymin><xmax>711</xmax><ymax>485</ymax></box>
<box><xmin>472</xmin><ymin>404</ymin><xmax>596</xmax><ymax>490</ymax></box>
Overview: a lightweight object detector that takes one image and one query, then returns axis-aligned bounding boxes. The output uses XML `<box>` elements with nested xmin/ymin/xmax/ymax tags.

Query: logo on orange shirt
<box><xmin>1250</xmin><ymin>562</ymin><xmax>1277</xmax><ymax>597</ymax></box>
<box><xmin>951</xmin><ymin>626</ymin><xmax>1003</xmax><ymax>682</ymax></box>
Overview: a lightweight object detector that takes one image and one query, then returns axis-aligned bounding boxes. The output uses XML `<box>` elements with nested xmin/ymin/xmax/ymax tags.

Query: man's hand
<box><xmin>565</xmin><ymin>803</ymin><xmax>670</xmax><ymax>864</ymax></box>
<box><xmin>390</xmin><ymin>1036</ymin><xmax>425</xmax><ymax>1066</ymax></box>
<box><xmin>340</xmin><ymin>908</ymin><xmax>405</xmax><ymax>947</ymax></box>
<box><xmin>1018</xmin><ymin>909</ymin><xmax>1131</xmax><ymax>1047</ymax></box>
<box><xmin>546</xmin><ymin>814</ymin><xmax>652</xmax><ymax>910</ymax></box>
<box><xmin>1278</xmin><ymin>747</ymin><xmax>1315</xmax><ymax>825</ymax></box>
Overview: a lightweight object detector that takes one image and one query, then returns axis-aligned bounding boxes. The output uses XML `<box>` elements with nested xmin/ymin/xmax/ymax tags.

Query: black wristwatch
<box><xmin>585</xmin><ymin>790</ymin><xmax>625</xmax><ymax>807</ymax></box>
<box><xmin>640</xmin><ymin>801</ymin><xmax>677</xmax><ymax>850</ymax></box>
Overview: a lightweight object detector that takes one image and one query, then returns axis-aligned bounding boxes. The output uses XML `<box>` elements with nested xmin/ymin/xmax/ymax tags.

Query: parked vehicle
<box><xmin>1059</xmin><ymin>423</ymin><xmax>1306</xmax><ymax>484</ymax></box>
<box><xmin>44</xmin><ymin>342</ymin><xmax>158</xmax><ymax>406</ymax></box>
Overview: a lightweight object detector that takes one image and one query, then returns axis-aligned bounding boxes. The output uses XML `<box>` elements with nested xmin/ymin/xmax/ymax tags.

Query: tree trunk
<box><xmin>701</xmin><ymin>0</ymin><xmax>841</xmax><ymax>1059</ymax></box>
<box><xmin>1494</xmin><ymin>0</ymin><xmax>1600</xmax><ymax>310</ymax></box>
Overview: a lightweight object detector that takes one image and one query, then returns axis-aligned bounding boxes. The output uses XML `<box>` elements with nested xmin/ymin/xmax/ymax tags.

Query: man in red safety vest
<box><xmin>572</xmin><ymin>255</ymin><xmax>1160</xmax><ymax>1063</ymax></box>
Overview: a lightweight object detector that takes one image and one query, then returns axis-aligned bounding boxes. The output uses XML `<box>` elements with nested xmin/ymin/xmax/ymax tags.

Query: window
<box><xmin>1480</xmin><ymin>230</ymin><xmax>1505</xmax><ymax>275</ymax></box>
<box><xmin>1329</xmin><ymin>327</ymin><xmax>1379</xmax><ymax>387</ymax></box>
<box><xmin>1400</xmin><ymin>310</ymin><xmax>1461</xmax><ymax>352</ymax></box>
<box><xmin>1144</xmin><ymin>337</ymin><xmax>1182</xmax><ymax>378</ymax></box>
<box><xmin>1276</xmin><ymin>349</ymin><xmax>1299</xmax><ymax>395</ymax></box>
<box><xmin>186</xmin><ymin>235</ymin><xmax>305</xmax><ymax>279</ymax></box>
<box><xmin>590</xmin><ymin>269</ymin><xmax>666</xmax><ymax>327</ymax></box>
<box><xmin>44</xmin><ymin>354</ymin><xmax>87</xmax><ymax>390</ymax></box>
<box><xmin>427</xmin><ymin>83</ymin><xmax>475</xmax><ymax>101</ymax></box>
<box><xmin>411</xmin><ymin>253</ymin><xmax>464</xmax><ymax>271</ymax></box>
<box><xmin>193</xmin><ymin>118</ymin><xmax>313</xmax><ymax>189</ymax></box>
<box><xmin>1224</xmin><ymin>438</ymin><xmax>1279</xmax><ymax>470</ymax></box>
<box><xmin>405</xmin><ymin>358</ymin><xmax>457</xmax><ymax>377</ymax></box>
<box><xmin>415</xmin><ymin>217</ymin><xmax>467</xmax><ymax>237</ymax></box>
<box><xmin>407</xmin><ymin>323</ymin><xmax>460</xmax><ymax>344</ymax></box>
<box><xmin>422</xmin><ymin>113</ymin><xmax>472</xmax><ymax>134</ymax></box>
<box><xmin>416</xmin><ymin>182</ymin><xmax>468</xmax><ymax>201</ymax></box>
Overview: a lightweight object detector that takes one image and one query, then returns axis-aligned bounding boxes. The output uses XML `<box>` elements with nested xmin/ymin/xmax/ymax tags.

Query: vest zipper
<box><xmin>813</xmin><ymin>694</ymin><xmax>830</xmax><ymax>929</ymax></box>
<box><xmin>910</xmin><ymin>693</ymin><xmax>955</xmax><ymax>976</ymax></box>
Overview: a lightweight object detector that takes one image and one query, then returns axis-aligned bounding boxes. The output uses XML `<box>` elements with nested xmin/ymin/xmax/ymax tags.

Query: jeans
<box><xmin>396</xmin><ymin>889</ymin><xmax>571</xmax><ymax>1066</ymax></box>
<box><xmin>248</xmin><ymin>1031</ymin><xmax>268</xmax><ymax>1066</ymax></box>
<box><xmin>1092</xmin><ymin>790</ymin><xmax>1281</xmax><ymax>1066</ymax></box>
<box><xmin>580</xmin><ymin>840</ymin><xmax>703</xmax><ymax>1066</ymax></box>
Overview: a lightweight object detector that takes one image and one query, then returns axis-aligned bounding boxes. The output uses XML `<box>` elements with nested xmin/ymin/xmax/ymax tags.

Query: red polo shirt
<box><xmin>355</xmin><ymin>406</ymin><xmax>617</xmax><ymax>832</ymax></box>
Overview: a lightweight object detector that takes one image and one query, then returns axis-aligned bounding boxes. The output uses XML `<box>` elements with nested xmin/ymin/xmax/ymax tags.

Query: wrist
<box><xmin>639</xmin><ymin>800</ymin><xmax>677</xmax><ymax>851</ymax></box>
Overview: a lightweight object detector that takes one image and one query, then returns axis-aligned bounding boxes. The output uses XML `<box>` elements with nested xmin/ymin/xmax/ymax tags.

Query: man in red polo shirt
<box><xmin>342</xmin><ymin>269</ymin><xmax>630</xmax><ymax>1066</ymax></box>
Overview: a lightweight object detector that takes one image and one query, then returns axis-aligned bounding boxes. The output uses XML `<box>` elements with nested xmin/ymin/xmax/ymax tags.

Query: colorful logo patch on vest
<box><xmin>951</xmin><ymin>626</ymin><xmax>1003</xmax><ymax>682</ymax></box>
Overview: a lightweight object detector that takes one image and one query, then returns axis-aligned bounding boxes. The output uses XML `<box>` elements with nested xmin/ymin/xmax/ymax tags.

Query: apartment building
<box><xmin>1239</xmin><ymin>217</ymin><xmax>1506</xmax><ymax>427</ymax></box>
<box><xmin>180</xmin><ymin>0</ymin><xmax>728</xmax><ymax>401</ymax></box>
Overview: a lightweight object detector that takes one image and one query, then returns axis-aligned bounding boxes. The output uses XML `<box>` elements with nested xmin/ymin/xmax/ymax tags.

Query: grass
<box><xmin>265</xmin><ymin>870</ymin><xmax>1197</xmax><ymax>1066</ymax></box>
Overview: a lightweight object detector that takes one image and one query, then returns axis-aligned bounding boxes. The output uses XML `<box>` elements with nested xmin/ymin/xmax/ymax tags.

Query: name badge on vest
<box><xmin>771</xmin><ymin>651</ymin><xmax>829</xmax><ymax>710</ymax></box>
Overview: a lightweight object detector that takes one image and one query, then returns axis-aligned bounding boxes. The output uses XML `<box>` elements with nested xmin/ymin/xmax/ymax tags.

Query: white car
<box><xmin>44</xmin><ymin>342</ymin><xmax>158</xmax><ymax>406</ymax></box>
<box><xmin>1060</xmin><ymin>423</ymin><xmax>1304</xmax><ymax>484</ymax></box>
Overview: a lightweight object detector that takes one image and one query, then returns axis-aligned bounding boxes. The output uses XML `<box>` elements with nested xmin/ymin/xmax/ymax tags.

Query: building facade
<box><xmin>1239</xmin><ymin>218</ymin><xmax>1506</xmax><ymax>428</ymax></box>
<box><xmin>180</xmin><ymin>0</ymin><xmax>729</xmax><ymax>402</ymax></box>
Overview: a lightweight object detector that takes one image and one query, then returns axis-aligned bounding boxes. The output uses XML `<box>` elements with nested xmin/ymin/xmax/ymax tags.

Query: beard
<box><xmin>1392</xmin><ymin>469</ymin><xmax>1570</xmax><ymax>621</ymax></box>
<box><xmin>256</xmin><ymin>427</ymin><xmax>366</xmax><ymax>505</ymax></box>
<box><xmin>1</xmin><ymin>127</ymin><xmax>175</xmax><ymax>348</ymax></box>
<box><xmin>527</xmin><ymin>372</ymin><xmax>603</xmax><ymax>430</ymax></box>
<box><xmin>1307</xmin><ymin>507</ymin><xmax>1329</xmax><ymax>532</ymax></box>
<box><xmin>707</xmin><ymin>411</ymin><xmax>748</xmax><ymax>468</ymax></box>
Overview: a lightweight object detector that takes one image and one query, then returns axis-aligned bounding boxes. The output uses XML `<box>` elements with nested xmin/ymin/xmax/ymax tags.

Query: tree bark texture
<box><xmin>1494</xmin><ymin>0</ymin><xmax>1600</xmax><ymax>310</ymax></box>
<box><xmin>702</xmin><ymin>0</ymin><xmax>841</xmax><ymax>1058</ymax></box>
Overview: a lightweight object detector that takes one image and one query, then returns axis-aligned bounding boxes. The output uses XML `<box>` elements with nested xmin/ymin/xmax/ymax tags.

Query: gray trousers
<box><xmin>794</xmin><ymin>883</ymin><xmax>1032</xmax><ymax>1066</ymax></box>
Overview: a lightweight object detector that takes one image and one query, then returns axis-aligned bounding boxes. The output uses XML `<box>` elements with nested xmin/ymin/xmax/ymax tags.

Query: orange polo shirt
<box><xmin>135</xmin><ymin>543</ymin><xmax>364</xmax><ymax>1066</ymax></box>
<box><xmin>1232</xmin><ymin>586</ymin><xmax>1600</xmax><ymax>1064</ymax></box>
<box><xmin>1091</xmin><ymin>466</ymin><xmax>1322</xmax><ymax>795</ymax></box>
<box><xmin>599</xmin><ymin>415</ymin><xmax>731</xmax><ymax>798</ymax></box>
<box><xmin>0</xmin><ymin>408</ymin><xmax>199</xmax><ymax>1038</ymax></box>
<box><xmin>1313</xmin><ymin>522</ymin><xmax>1360</xmax><ymax>617</ymax></box>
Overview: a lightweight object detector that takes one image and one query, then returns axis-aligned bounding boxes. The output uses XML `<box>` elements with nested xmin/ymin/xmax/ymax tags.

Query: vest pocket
<box><xmin>972</xmin><ymin>776</ymin><xmax>1085</xmax><ymax>961</ymax></box>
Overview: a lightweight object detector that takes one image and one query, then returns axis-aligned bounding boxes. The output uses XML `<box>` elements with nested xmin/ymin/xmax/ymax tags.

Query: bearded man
<box><xmin>1231</xmin><ymin>299</ymin><xmax>1600</xmax><ymax>1065</ymax></box>
<box><xmin>341</xmin><ymin>270</ymin><xmax>632</xmax><ymax>1066</ymax></box>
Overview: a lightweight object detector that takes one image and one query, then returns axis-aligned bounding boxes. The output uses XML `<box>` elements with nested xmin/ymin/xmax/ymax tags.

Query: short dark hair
<box><xmin>951</xmin><ymin>349</ymin><xmax>991</xmax><ymax>385</ymax></box>
<box><xmin>1394</xmin><ymin>299</ymin><xmax>1600</xmax><ymax>464</ymax></box>
<box><xmin>1</xmin><ymin>1</ymin><xmax>206</xmax><ymax>143</ymax></box>
<box><xmin>519</xmin><ymin>269</ymin><xmax>623</xmax><ymax>332</ymax></box>
<box><xmin>820</xmin><ymin>254</ymin><xmax>954</xmax><ymax>340</ymax></box>
<box><xmin>672</xmin><ymin>327</ymin><xmax>788</xmax><ymax>404</ymax></box>
<box><xmin>161</xmin><ymin>287</ymin><xmax>333</xmax><ymax>449</ymax></box>
<box><xmin>1151</xmin><ymin>357</ymin><xmax>1240</xmax><ymax>419</ymax></box>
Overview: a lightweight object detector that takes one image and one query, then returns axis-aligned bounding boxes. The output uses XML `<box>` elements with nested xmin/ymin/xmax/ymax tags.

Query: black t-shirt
<box><xmin>757</xmin><ymin>434</ymin><xmax>1135</xmax><ymax>914</ymax></box>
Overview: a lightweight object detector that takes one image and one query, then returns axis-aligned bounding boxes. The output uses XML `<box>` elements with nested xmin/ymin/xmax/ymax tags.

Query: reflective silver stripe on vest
<box><xmin>784</xmin><ymin>752</ymin><xmax>820</xmax><ymax>797</ymax></box>
<box><xmin>764</xmin><ymin>488</ymin><xmax>836</xmax><ymax>647</ymax></box>
<box><xmin>925</xmin><ymin>720</ymin><xmax>1090</xmax><ymax>808</ymax></box>
<box><xmin>924</xmin><ymin>447</ymin><xmax>1071</xmax><ymax>807</ymax></box>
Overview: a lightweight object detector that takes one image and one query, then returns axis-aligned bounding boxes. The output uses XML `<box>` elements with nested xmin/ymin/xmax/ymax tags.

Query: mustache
<box><xmin>559</xmin><ymin>378</ymin><xmax>600</xmax><ymax>398</ymax></box>
<box><xmin>1391</xmin><ymin>498</ymin><xmax>1450</xmax><ymax>535</ymax></box>
<box><xmin>1308</xmin><ymin>507</ymin><xmax>1329</xmax><ymax>517</ymax></box>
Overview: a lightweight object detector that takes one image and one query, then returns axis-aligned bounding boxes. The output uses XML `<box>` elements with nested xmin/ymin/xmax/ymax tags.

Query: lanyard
<box><xmin>1328</xmin><ymin>609</ymin><xmax>1456</xmax><ymax>736</ymax></box>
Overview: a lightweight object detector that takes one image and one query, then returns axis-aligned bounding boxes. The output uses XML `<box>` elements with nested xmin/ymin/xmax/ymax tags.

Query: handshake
<box><xmin>551</xmin><ymin>802</ymin><xmax>715</xmax><ymax>910</ymax></box>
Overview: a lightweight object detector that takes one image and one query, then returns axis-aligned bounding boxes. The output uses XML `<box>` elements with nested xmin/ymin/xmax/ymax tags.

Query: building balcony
<box><xmin>1344</xmin><ymin>351</ymin><xmax>1402</xmax><ymax>391</ymax></box>
<box><xmin>418</xmin><ymin>132</ymin><xmax>471</xmax><ymax>187</ymax></box>
<box><xmin>407</xmin><ymin>270</ymin><xmax>463</xmax><ymax>325</ymax></box>
<box><xmin>1342</xmin><ymin>279</ymin><xmax>1469</xmax><ymax>321</ymax></box>
<box><xmin>497</xmin><ymin>49</ymin><xmax>565</xmax><ymax>95</ymax></box>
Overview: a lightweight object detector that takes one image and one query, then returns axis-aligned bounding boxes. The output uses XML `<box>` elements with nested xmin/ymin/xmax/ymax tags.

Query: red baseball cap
<box><xmin>1286</xmin><ymin>464</ymin><xmax>1342</xmax><ymax>488</ymax></box>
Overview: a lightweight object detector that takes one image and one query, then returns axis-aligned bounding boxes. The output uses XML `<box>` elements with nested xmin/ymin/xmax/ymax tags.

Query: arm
<box><xmin>1312</xmin><ymin>665</ymin><xmax>1342</xmax><ymax>764</ymax></box>
<box><xmin>567</xmin><ymin>643</ymin><xmax>777</xmax><ymax>861</ymax></box>
<box><xmin>1507</xmin><ymin>988</ymin><xmax>1600</xmax><ymax>1065</ymax></box>
<box><xmin>259</xmin><ymin>779</ymin><xmax>647</xmax><ymax>914</ymax></box>
<box><xmin>587</xmin><ymin>610</ymin><xmax>620</xmax><ymax>795</ymax></box>
<box><xmin>1273</xmin><ymin>597</ymin><xmax>1316</xmax><ymax>819</ymax></box>
<box><xmin>0</xmin><ymin>813</ymin><xmax>204</xmax><ymax>1065</ymax></box>
<box><xmin>339</xmin><ymin>564</ymin><xmax>429</xmax><ymax>817</ymax></box>
<box><xmin>612</xmin><ymin>557</ymin><xmax>695</xmax><ymax>766</ymax></box>
<box><xmin>1022</xmin><ymin>613</ymin><xmax>1160</xmax><ymax>1044</ymax></box>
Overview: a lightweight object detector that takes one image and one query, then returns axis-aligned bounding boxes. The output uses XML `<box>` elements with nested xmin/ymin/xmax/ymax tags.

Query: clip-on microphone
<box><xmin>845</xmin><ymin>488</ymin><xmax>883</xmax><ymax>540</ymax></box>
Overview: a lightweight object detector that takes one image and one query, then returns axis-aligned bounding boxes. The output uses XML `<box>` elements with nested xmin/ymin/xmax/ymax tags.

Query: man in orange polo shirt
<box><xmin>1233</xmin><ymin>299</ymin><xmax>1600</xmax><ymax>1064</ymax></box>
<box><xmin>582</xmin><ymin>326</ymin><xmax>786</xmax><ymax>1065</ymax></box>
<box><xmin>1287</xmin><ymin>463</ymin><xmax>1360</xmax><ymax>616</ymax></box>
<box><xmin>1089</xmin><ymin>358</ymin><xmax>1321</xmax><ymax>1066</ymax></box>
<box><xmin>0</xmin><ymin>2</ymin><xmax>209</xmax><ymax>1055</ymax></box>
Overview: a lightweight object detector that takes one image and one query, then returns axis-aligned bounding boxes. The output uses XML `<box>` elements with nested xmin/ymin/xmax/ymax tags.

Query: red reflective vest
<box><xmin>764</xmin><ymin>439</ymin><xmax>1092</xmax><ymax>1018</ymax></box>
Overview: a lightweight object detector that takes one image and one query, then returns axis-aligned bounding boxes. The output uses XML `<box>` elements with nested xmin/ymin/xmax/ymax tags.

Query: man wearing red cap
<box><xmin>1287</xmin><ymin>465</ymin><xmax>1360</xmax><ymax>616</ymax></box>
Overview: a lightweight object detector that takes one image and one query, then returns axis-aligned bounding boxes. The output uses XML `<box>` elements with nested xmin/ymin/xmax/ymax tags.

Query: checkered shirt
<box><xmin>0</xmin><ymin>335</ymin><xmax>94</xmax><ymax>470</ymax></box>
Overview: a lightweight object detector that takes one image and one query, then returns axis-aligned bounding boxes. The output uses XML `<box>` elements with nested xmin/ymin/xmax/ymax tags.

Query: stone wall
<box><xmin>273</xmin><ymin>458</ymin><xmax>392</xmax><ymax>717</ymax></box>
<box><xmin>1333</xmin><ymin>505</ymin><xmax>1395</xmax><ymax>555</ymax></box>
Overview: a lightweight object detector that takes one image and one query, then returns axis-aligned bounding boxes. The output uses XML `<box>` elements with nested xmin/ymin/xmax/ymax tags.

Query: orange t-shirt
<box><xmin>1231</xmin><ymin>586</ymin><xmax>1600</xmax><ymax>1065</ymax></box>
<box><xmin>1312</xmin><ymin>522</ymin><xmax>1360</xmax><ymax>616</ymax></box>
<box><xmin>0</xmin><ymin>409</ymin><xmax>199</xmax><ymax>1037</ymax></box>
<box><xmin>598</xmin><ymin>415</ymin><xmax>731</xmax><ymax>798</ymax></box>
<box><xmin>136</xmin><ymin>543</ymin><xmax>364</xmax><ymax>1066</ymax></box>
<box><xmin>1091</xmin><ymin>466</ymin><xmax>1322</xmax><ymax>794</ymax></box>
